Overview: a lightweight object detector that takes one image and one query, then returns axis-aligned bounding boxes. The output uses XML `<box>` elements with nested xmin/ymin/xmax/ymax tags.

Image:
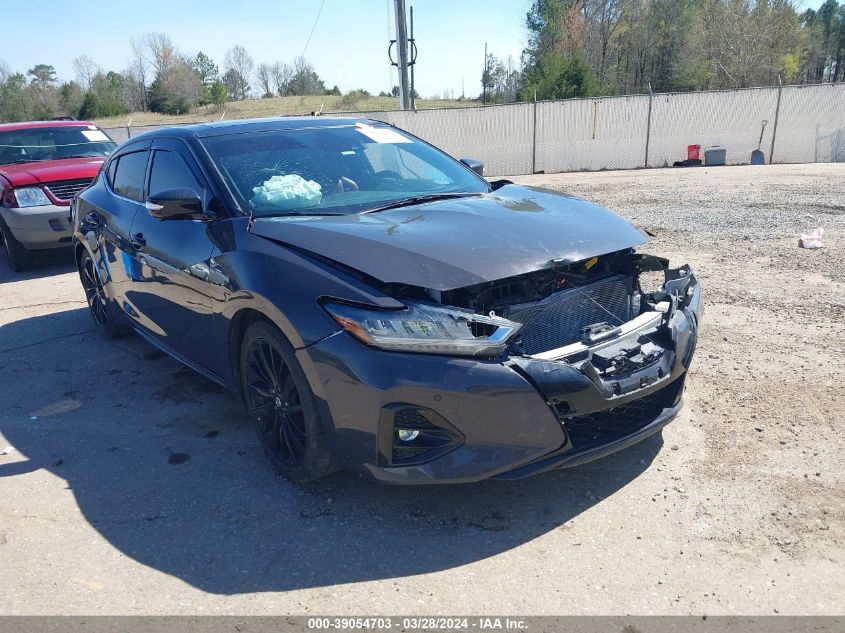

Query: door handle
<box><xmin>130</xmin><ymin>233</ymin><xmax>146</xmax><ymax>249</ymax></box>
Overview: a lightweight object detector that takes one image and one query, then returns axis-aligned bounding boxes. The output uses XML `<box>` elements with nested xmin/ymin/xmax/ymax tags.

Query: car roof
<box><xmin>0</xmin><ymin>120</ymin><xmax>99</xmax><ymax>132</ymax></box>
<box><xmin>124</xmin><ymin>117</ymin><xmax>386</xmax><ymax>142</ymax></box>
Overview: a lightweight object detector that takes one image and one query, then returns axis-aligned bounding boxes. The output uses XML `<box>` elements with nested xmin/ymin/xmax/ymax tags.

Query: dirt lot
<box><xmin>0</xmin><ymin>164</ymin><xmax>842</xmax><ymax>615</ymax></box>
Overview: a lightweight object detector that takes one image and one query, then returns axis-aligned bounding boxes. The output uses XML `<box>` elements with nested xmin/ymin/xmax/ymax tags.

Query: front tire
<box><xmin>78</xmin><ymin>250</ymin><xmax>130</xmax><ymax>338</ymax></box>
<box><xmin>0</xmin><ymin>218</ymin><xmax>31</xmax><ymax>272</ymax></box>
<box><xmin>239</xmin><ymin>320</ymin><xmax>334</xmax><ymax>483</ymax></box>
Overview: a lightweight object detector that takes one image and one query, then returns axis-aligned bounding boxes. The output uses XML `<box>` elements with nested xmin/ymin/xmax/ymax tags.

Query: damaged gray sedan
<box><xmin>72</xmin><ymin>117</ymin><xmax>702</xmax><ymax>483</ymax></box>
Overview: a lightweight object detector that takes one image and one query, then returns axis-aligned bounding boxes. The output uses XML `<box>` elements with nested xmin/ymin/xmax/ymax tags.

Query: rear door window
<box><xmin>112</xmin><ymin>151</ymin><xmax>149</xmax><ymax>202</ymax></box>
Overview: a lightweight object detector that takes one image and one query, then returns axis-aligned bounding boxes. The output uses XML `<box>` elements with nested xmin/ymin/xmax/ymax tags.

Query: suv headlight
<box><xmin>13</xmin><ymin>187</ymin><xmax>51</xmax><ymax>208</ymax></box>
<box><xmin>323</xmin><ymin>301</ymin><xmax>521</xmax><ymax>357</ymax></box>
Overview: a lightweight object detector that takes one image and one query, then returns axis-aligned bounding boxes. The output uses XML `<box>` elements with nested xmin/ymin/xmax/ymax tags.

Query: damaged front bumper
<box><xmin>498</xmin><ymin>266</ymin><xmax>701</xmax><ymax>478</ymax></box>
<box><xmin>305</xmin><ymin>265</ymin><xmax>702</xmax><ymax>484</ymax></box>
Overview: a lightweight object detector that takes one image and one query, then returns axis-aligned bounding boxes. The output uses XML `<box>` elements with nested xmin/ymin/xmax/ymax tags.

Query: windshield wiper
<box><xmin>361</xmin><ymin>192</ymin><xmax>484</xmax><ymax>214</ymax></box>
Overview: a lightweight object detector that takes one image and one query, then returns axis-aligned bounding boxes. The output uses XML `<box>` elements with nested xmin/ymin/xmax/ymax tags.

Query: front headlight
<box><xmin>323</xmin><ymin>301</ymin><xmax>521</xmax><ymax>357</ymax></box>
<box><xmin>13</xmin><ymin>187</ymin><xmax>51</xmax><ymax>208</ymax></box>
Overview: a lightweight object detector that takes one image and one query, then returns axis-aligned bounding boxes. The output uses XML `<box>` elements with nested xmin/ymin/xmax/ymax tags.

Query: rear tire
<box><xmin>78</xmin><ymin>250</ymin><xmax>131</xmax><ymax>338</ymax></box>
<box><xmin>0</xmin><ymin>218</ymin><xmax>31</xmax><ymax>272</ymax></box>
<box><xmin>239</xmin><ymin>320</ymin><xmax>335</xmax><ymax>483</ymax></box>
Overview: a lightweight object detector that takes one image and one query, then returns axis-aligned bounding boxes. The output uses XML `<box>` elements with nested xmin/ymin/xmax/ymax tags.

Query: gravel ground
<box><xmin>521</xmin><ymin>163</ymin><xmax>844</xmax><ymax>563</ymax></box>
<box><xmin>0</xmin><ymin>163</ymin><xmax>842</xmax><ymax>615</ymax></box>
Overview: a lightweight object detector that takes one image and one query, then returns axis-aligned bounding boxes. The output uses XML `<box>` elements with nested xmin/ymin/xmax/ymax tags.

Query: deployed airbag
<box><xmin>251</xmin><ymin>174</ymin><xmax>322</xmax><ymax>211</ymax></box>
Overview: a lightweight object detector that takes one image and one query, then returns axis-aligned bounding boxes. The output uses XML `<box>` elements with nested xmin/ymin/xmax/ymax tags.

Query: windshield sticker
<box><xmin>356</xmin><ymin>124</ymin><xmax>411</xmax><ymax>144</ymax></box>
<box><xmin>82</xmin><ymin>130</ymin><xmax>110</xmax><ymax>142</ymax></box>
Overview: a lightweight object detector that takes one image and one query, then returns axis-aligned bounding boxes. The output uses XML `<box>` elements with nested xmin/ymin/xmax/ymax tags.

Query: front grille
<box><xmin>560</xmin><ymin>377</ymin><xmax>684</xmax><ymax>451</ymax></box>
<box><xmin>505</xmin><ymin>275</ymin><xmax>632</xmax><ymax>354</ymax></box>
<box><xmin>43</xmin><ymin>178</ymin><xmax>94</xmax><ymax>201</ymax></box>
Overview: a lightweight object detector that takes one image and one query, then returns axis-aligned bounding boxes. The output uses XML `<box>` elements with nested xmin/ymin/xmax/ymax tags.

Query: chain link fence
<box><xmin>100</xmin><ymin>82</ymin><xmax>845</xmax><ymax>177</ymax></box>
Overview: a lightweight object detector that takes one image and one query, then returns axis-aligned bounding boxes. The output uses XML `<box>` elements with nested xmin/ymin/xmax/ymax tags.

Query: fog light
<box><xmin>397</xmin><ymin>429</ymin><xmax>420</xmax><ymax>442</ymax></box>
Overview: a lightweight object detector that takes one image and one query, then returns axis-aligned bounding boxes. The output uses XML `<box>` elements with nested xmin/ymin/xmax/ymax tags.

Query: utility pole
<box><xmin>393</xmin><ymin>0</ymin><xmax>411</xmax><ymax>110</ymax></box>
<box><xmin>409</xmin><ymin>5</ymin><xmax>416</xmax><ymax>110</ymax></box>
<box><xmin>482</xmin><ymin>42</ymin><xmax>488</xmax><ymax>105</ymax></box>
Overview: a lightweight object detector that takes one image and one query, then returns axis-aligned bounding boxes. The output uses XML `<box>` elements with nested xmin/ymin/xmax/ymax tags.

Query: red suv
<box><xmin>0</xmin><ymin>120</ymin><xmax>116</xmax><ymax>271</ymax></box>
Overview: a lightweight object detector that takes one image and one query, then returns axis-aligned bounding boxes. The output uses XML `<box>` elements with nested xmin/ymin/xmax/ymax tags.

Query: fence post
<box><xmin>126</xmin><ymin>118</ymin><xmax>132</xmax><ymax>139</ymax></box>
<box><xmin>532</xmin><ymin>90</ymin><xmax>538</xmax><ymax>174</ymax></box>
<box><xmin>644</xmin><ymin>82</ymin><xmax>653</xmax><ymax>169</ymax></box>
<box><xmin>769</xmin><ymin>76</ymin><xmax>783</xmax><ymax>164</ymax></box>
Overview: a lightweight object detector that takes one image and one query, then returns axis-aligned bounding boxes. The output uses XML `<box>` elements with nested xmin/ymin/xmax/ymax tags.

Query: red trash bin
<box><xmin>688</xmin><ymin>144</ymin><xmax>701</xmax><ymax>161</ymax></box>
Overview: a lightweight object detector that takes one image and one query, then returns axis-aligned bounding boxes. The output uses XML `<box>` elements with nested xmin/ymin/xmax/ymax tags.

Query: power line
<box><xmin>300</xmin><ymin>0</ymin><xmax>327</xmax><ymax>59</ymax></box>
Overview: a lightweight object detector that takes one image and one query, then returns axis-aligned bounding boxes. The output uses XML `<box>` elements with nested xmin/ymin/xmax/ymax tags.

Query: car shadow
<box><xmin>0</xmin><ymin>307</ymin><xmax>663</xmax><ymax>594</ymax></box>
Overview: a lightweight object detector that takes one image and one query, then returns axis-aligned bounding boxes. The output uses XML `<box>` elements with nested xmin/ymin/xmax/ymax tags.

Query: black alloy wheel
<box><xmin>245</xmin><ymin>337</ymin><xmax>307</xmax><ymax>467</ymax></box>
<box><xmin>78</xmin><ymin>250</ymin><xmax>129</xmax><ymax>338</ymax></box>
<box><xmin>240</xmin><ymin>320</ymin><xmax>334</xmax><ymax>482</ymax></box>
<box><xmin>81</xmin><ymin>252</ymin><xmax>108</xmax><ymax>328</ymax></box>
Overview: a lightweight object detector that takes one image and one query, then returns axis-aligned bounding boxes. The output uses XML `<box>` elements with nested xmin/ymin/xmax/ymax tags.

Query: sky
<box><xmin>2</xmin><ymin>0</ymin><xmax>831</xmax><ymax>98</ymax></box>
<box><xmin>1</xmin><ymin>0</ymin><xmax>531</xmax><ymax>98</ymax></box>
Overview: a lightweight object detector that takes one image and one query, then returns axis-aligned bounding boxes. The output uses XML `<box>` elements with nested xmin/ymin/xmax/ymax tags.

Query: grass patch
<box><xmin>94</xmin><ymin>95</ymin><xmax>479</xmax><ymax>128</ymax></box>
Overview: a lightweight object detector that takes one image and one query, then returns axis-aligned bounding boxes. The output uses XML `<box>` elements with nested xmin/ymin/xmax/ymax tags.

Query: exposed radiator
<box><xmin>505</xmin><ymin>275</ymin><xmax>633</xmax><ymax>354</ymax></box>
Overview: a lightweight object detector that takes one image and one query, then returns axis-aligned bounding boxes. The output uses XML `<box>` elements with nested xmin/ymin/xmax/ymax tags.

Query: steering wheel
<box><xmin>370</xmin><ymin>170</ymin><xmax>403</xmax><ymax>190</ymax></box>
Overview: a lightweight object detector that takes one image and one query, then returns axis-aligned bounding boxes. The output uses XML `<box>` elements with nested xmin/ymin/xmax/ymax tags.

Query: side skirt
<box><xmin>129</xmin><ymin>323</ymin><xmax>232</xmax><ymax>391</ymax></box>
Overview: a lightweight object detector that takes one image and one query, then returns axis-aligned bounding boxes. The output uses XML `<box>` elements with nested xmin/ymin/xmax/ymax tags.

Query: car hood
<box><xmin>0</xmin><ymin>157</ymin><xmax>105</xmax><ymax>187</ymax></box>
<box><xmin>250</xmin><ymin>184</ymin><xmax>647</xmax><ymax>291</ymax></box>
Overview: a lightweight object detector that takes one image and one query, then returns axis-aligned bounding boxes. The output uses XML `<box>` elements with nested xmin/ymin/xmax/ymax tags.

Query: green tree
<box><xmin>78</xmin><ymin>91</ymin><xmax>100</xmax><ymax>120</ymax></box>
<box><xmin>482</xmin><ymin>53</ymin><xmax>519</xmax><ymax>102</ymax></box>
<box><xmin>221</xmin><ymin>68</ymin><xmax>244</xmax><ymax>101</ymax></box>
<box><xmin>92</xmin><ymin>71</ymin><xmax>130</xmax><ymax>117</ymax></box>
<box><xmin>0</xmin><ymin>73</ymin><xmax>32</xmax><ymax>121</ymax></box>
<box><xmin>390</xmin><ymin>85</ymin><xmax>419</xmax><ymax>99</ymax></box>
<box><xmin>223</xmin><ymin>45</ymin><xmax>253</xmax><ymax>100</ymax></box>
<box><xmin>192</xmin><ymin>51</ymin><xmax>218</xmax><ymax>104</ymax></box>
<box><xmin>59</xmin><ymin>81</ymin><xmax>85</xmax><ymax>118</ymax></box>
<box><xmin>26</xmin><ymin>64</ymin><xmax>57</xmax><ymax>86</ymax></box>
<box><xmin>520</xmin><ymin>53</ymin><xmax>595</xmax><ymax>100</ymax></box>
<box><xmin>834</xmin><ymin>5</ymin><xmax>845</xmax><ymax>81</ymax></box>
<box><xmin>192</xmin><ymin>52</ymin><xmax>218</xmax><ymax>87</ymax></box>
<box><xmin>208</xmin><ymin>80</ymin><xmax>228</xmax><ymax>106</ymax></box>
<box><xmin>289</xmin><ymin>57</ymin><xmax>326</xmax><ymax>95</ymax></box>
<box><xmin>523</xmin><ymin>0</ymin><xmax>570</xmax><ymax>67</ymax></box>
<box><xmin>76</xmin><ymin>72</ymin><xmax>130</xmax><ymax>119</ymax></box>
<box><xmin>147</xmin><ymin>57</ymin><xmax>202</xmax><ymax>115</ymax></box>
<box><xmin>24</xmin><ymin>64</ymin><xmax>59</xmax><ymax>119</ymax></box>
<box><xmin>803</xmin><ymin>0</ymin><xmax>845</xmax><ymax>81</ymax></box>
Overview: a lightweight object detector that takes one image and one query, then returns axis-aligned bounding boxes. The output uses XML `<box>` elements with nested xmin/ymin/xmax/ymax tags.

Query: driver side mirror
<box><xmin>146</xmin><ymin>188</ymin><xmax>204</xmax><ymax>220</ymax></box>
<box><xmin>460</xmin><ymin>158</ymin><xmax>484</xmax><ymax>177</ymax></box>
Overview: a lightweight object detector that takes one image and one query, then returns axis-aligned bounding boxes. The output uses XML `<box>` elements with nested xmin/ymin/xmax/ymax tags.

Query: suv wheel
<box><xmin>0</xmin><ymin>218</ymin><xmax>31</xmax><ymax>272</ymax></box>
